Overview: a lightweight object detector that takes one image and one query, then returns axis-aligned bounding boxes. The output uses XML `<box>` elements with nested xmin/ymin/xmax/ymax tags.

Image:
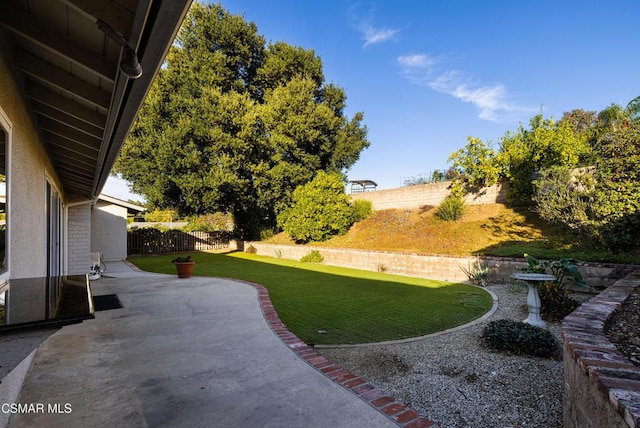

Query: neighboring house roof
<box><xmin>98</xmin><ymin>194</ymin><xmax>145</xmax><ymax>213</ymax></box>
<box><xmin>0</xmin><ymin>0</ymin><xmax>193</xmax><ymax>198</ymax></box>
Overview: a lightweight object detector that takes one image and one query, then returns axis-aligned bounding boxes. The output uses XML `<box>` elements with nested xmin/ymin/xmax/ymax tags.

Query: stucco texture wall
<box><xmin>0</xmin><ymin>41</ymin><xmax>62</xmax><ymax>279</ymax></box>
<box><xmin>91</xmin><ymin>201</ymin><xmax>128</xmax><ymax>261</ymax></box>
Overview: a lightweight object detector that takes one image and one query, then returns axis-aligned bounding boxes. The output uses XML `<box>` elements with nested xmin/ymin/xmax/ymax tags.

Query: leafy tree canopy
<box><xmin>114</xmin><ymin>2</ymin><xmax>369</xmax><ymax>239</ymax></box>
<box><xmin>448</xmin><ymin>113</ymin><xmax>591</xmax><ymax>206</ymax></box>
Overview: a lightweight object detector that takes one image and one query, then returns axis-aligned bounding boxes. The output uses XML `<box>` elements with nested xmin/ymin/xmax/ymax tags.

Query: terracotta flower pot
<box><xmin>174</xmin><ymin>261</ymin><xmax>195</xmax><ymax>278</ymax></box>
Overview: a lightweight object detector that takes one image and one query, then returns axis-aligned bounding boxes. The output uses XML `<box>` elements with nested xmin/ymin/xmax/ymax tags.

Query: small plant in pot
<box><xmin>172</xmin><ymin>255</ymin><xmax>195</xmax><ymax>278</ymax></box>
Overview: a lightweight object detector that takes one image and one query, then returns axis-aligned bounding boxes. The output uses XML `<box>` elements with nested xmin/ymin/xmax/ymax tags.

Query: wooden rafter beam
<box><xmin>15</xmin><ymin>50</ymin><xmax>111</xmax><ymax>113</ymax></box>
<box><xmin>38</xmin><ymin>117</ymin><xmax>102</xmax><ymax>151</ymax></box>
<box><xmin>43</xmin><ymin>132</ymin><xmax>99</xmax><ymax>159</ymax></box>
<box><xmin>24</xmin><ymin>81</ymin><xmax>107</xmax><ymax>129</ymax></box>
<box><xmin>50</xmin><ymin>148</ymin><xmax>98</xmax><ymax>169</ymax></box>
<box><xmin>51</xmin><ymin>153</ymin><xmax>96</xmax><ymax>174</ymax></box>
<box><xmin>58</xmin><ymin>0</ymin><xmax>135</xmax><ymax>40</ymax></box>
<box><xmin>30</xmin><ymin>101</ymin><xmax>104</xmax><ymax>139</ymax></box>
<box><xmin>0</xmin><ymin>1</ymin><xmax>116</xmax><ymax>83</ymax></box>
<box><xmin>43</xmin><ymin>134</ymin><xmax>98</xmax><ymax>163</ymax></box>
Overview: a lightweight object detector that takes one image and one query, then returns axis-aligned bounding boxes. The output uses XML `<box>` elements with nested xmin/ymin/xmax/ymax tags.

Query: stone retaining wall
<box><xmin>244</xmin><ymin>242</ymin><xmax>634</xmax><ymax>289</ymax></box>
<box><xmin>350</xmin><ymin>181</ymin><xmax>508</xmax><ymax>211</ymax></box>
<box><xmin>562</xmin><ymin>270</ymin><xmax>640</xmax><ymax>428</ymax></box>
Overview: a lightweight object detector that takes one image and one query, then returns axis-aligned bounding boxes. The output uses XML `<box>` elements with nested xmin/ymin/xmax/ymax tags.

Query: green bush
<box><xmin>481</xmin><ymin>319</ymin><xmax>558</xmax><ymax>358</ymax></box>
<box><xmin>460</xmin><ymin>257</ymin><xmax>489</xmax><ymax>286</ymax></box>
<box><xmin>258</xmin><ymin>227</ymin><xmax>275</xmax><ymax>241</ymax></box>
<box><xmin>183</xmin><ymin>212</ymin><xmax>234</xmax><ymax>232</ymax></box>
<box><xmin>436</xmin><ymin>194</ymin><xmax>465</xmax><ymax>221</ymax></box>
<box><xmin>144</xmin><ymin>208</ymin><xmax>179</xmax><ymax>222</ymax></box>
<box><xmin>533</xmin><ymin>166</ymin><xmax>595</xmax><ymax>231</ymax></box>
<box><xmin>300</xmin><ymin>250</ymin><xmax>324</xmax><ymax>263</ymax></box>
<box><xmin>351</xmin><ymin>199</ymin><xmax>373</xmax><ymax>222</ymax></box>
<box><xmin>522</xmin><ymin>253</ymin><xmax>587</xmax><ymax>320</ymax></box>
<box><xmin>278</xmin><ymin>172</ymin><xmax>355</xmax><ymax>242</ymax></box>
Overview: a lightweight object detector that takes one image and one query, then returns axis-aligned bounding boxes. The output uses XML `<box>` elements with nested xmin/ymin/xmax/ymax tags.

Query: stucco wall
<box><xmin>91</xmin><ymin>201</ymin><xmax>128</xmax><ymax>261</ymax></box>
<box><xmin>350</xmin><ymin>181</ymin><xmax>508</xmax><ymax>211</ymax></box>
<box><xmin>0</xmin><ymin>39</ymin><xmax>63</xmax><ymax>279</ymax></box>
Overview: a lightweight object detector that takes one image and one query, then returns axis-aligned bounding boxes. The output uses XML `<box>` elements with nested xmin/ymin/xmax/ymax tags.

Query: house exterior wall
<box><xmin>91</xmin><ymin>200</ymin><xmax>128</xmax><ymax>261</ymax></box>
<box><xmin>67</xmin><ymin>204</ymin><xmax>91</xmax><ymax>275</ymax></box>
<box><xmin>0</xmin><ymin>41</ymin><xmax>62</xmax><ymax>280</ymax></box>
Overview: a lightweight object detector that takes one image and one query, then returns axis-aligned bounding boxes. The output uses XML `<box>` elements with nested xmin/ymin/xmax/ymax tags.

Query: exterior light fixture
<box><xmin>96</xmin><ymin>19</ymin><xmax>143</xmax><ymax>79</ymax></box>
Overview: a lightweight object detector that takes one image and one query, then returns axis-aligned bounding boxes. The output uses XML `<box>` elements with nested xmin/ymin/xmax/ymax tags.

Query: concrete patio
<box><xmin>3</xmin><ymin>262</ymin><xmax>413</xmax><ymax>427</ymax></box>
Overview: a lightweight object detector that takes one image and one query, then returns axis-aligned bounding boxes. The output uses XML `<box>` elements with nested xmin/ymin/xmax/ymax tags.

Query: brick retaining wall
<box><xmin>244</xmin><ymin>242</ymin><xmax>633</xmax><ymax>290</ymax></box>
<box><xmin>562</xmin><ymin>270</ymin><xmax>640</xmax><ymax>428</ymax></box>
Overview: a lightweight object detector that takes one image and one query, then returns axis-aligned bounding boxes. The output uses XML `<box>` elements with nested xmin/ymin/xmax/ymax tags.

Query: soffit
<box><xmin>0</xmin><ymin>0</ymin><xmax>192</xmax><ymax>198</ymax></box>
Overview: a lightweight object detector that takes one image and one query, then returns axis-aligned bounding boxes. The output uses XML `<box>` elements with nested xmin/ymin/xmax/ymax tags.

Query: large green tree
<box><xmin>114</xmin><ymin>3</ymin><xmax>368</xmax><ymax>238</ymax></box>
<box><xmin>447</xmin><ymin>114</ymin><xmax>590</xmax><ymax>205</ymax></box>
<box><xmin>591</xmin><ymin>120</ymin><xmax>640</xmax><ymax>251</ymax></box>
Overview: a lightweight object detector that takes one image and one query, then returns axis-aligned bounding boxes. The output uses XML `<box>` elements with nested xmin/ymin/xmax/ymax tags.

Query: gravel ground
<box><xmin>318</xmin><ymin>283</ymin><xmax>591</xmax><ymax>428</ymax></box>
<box><xmin>605</xmin><ymin>286</ymin><xmax>640</xmax><ymax>365</ymax></box>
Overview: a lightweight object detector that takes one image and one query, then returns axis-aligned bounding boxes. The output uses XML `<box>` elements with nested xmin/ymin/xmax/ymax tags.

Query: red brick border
<box><xmin>242</xmin><ymin>279</ymin><xmax>436</xmax><ymax>427</ymax></box>
<box><xmin>562</xmin><ymin>270</ymin><xmax>640</xmax><ymax>427</ymax></box>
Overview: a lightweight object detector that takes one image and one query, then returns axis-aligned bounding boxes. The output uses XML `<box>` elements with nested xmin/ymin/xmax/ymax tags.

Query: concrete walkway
<box><xmin>7</xmin><ymin>262</ymin><xmax>431</xmax><ymax>427</ymax></box>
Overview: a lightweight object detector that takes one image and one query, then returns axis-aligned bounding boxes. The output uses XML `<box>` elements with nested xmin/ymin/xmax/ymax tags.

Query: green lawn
<box><xmin>128</xmin><ymin>251</ymin><xmax>493</xmax><ymax>345</ymax></box>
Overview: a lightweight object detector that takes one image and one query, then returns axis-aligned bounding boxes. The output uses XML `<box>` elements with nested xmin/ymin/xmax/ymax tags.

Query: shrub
<box><xmin>351</xmin><ymin>199</ymin><xmax>373</xmax><ymax>222</ymax></box>
<box><xmin>184</xmin><ymin>212</ymin><xmax>234</xmax><ymax>232</ymax></box>
<box><xmin>533</xmin><ymin>166</ymin><xmax>595</xmax><ymax>231</ymax></box>
<box><xmin>144</xmin><ymin>208</ymin><xmax>179</xmax><ymax>223</ymax></box>
<box><xmin>522</xmin><ymin>253</ymin><xmax>587</xmax><ymax>320</ymax></box>
<box><xmin>258</xmin><ymin>227</ymin><xmax>275</xmax><ymax>241</ymax></box>
<box><xmin>523</xmin><ymin>253</ymin><xmax>587</xmax><ymax>297</ymax></box>
<box><xmin>300</xmin><ymin>250</ymin><xmax>323</xmax><ymax>263</ymax></box>
<box><xmin>436</xmin><ymin>194</ymin><xmax>465</xmax><ymax>221</ymax></box>
<box><xmin>461</xmin><ymin>257</ymin><xmax>489</xmax><ymax>286</ymax></box>
<box><xmin>278</xmin><ymin>172</ymin><xmax>355</xmax><ymax>242</ymax></box>
<box><xmin>245</xmin><ymin>244</ymin><xmax>257</xmax><ymax>254</ymax></box>
<box><xmin>481</xmin><ymin>319</ymin><xmax>558</xmax><ymax>358</ymax></box>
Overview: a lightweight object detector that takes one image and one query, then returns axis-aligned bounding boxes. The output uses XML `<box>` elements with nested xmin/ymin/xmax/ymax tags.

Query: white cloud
<box><xmin>397</xmin><ymin>54</ymin><xmax>438</xmax><ymax>69</ymax></box>
<box><xmin>398</xmin><ymin>56</ymin><xmax>534</xmax><ymax>123</ymax></box>
<box><xmin>361</xmin><ymin>25</ymin><xmax>399</xmax><ymax>47</ymax></box>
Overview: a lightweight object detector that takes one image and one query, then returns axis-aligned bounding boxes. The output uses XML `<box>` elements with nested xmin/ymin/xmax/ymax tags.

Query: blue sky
<box><xmin>104</xmin><ymin>0</ymin><xmax>639</xmax><ymax>200</ymax></box>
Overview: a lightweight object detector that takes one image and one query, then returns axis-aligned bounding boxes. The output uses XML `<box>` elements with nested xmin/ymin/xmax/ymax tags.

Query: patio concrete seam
<box><xmin>231</xmin><ymin>278</ymin><xmax>437</xmax><ymax>428</ymax></box>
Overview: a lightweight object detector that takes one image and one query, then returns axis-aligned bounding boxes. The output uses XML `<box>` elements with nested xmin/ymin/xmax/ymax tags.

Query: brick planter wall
<box><xmin>562</xmin><ymin>270</ymin><xmax>640</xmax><ymax>428</ymax></box>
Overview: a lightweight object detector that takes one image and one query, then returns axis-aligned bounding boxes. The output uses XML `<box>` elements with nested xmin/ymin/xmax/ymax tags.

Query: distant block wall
<box><xmin>350</xmin><ymin>181</ymin><xmax>508</xmax><ymax>211</ymax></box>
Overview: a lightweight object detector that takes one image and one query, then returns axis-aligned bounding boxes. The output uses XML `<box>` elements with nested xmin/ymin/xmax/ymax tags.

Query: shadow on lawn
<box><xmin>129</xmin><ymin>250</ymin><xmax>493</xmax><ymax>345</ymax></box>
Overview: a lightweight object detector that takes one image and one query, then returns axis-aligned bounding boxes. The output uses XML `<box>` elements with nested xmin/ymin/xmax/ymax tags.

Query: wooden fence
<box><xmin>127</xmin><ymin>228</ymin><xmax>231</xmax><ymax>255</ymax></box>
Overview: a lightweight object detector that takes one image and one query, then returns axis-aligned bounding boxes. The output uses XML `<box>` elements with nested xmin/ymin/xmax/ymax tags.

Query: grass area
<box><xmin>267</xmin><ymin>204</ymin><xmax>640</xmax><ymax>264</ymax></box>
<box><xmin>128</xmin><ymin>251</ymin><xmax>493</xmax><ymax>345</ymax></box>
